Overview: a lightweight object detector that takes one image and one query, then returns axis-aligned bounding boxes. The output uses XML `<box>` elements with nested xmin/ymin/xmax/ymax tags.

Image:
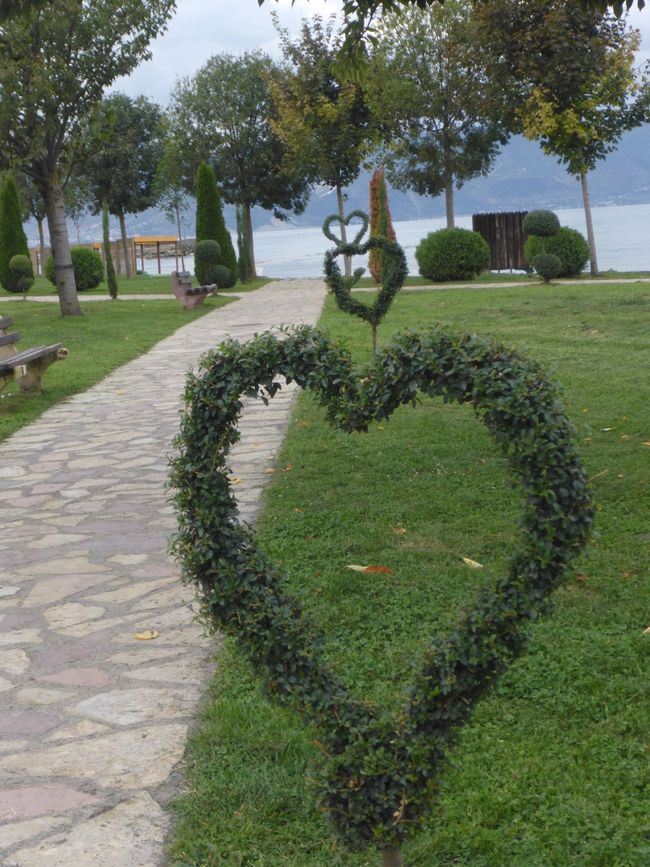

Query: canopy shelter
<box><xmin>133</xmin><ymin>236</ymin><xmax>178</xmax><ymax>274</ymax></box>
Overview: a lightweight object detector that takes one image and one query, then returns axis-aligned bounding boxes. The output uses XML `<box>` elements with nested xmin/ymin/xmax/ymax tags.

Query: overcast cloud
<box><xmin>113</xmin><ymin>0</ymin><xmax>650</xmax><ymax>107</ymax></box>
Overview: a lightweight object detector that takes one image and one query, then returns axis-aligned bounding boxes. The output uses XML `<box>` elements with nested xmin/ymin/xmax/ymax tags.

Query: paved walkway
<box><xmin>0</xmin><ymin>280</ymin><xmax>326</xmax><ymax>866</ymax></box>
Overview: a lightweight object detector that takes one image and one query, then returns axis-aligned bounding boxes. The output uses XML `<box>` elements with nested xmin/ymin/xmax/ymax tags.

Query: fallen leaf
<box><xmin>617</xmin><ymin>473</ymin><xmax>624</xmax><ymax>478</ymax></box>
<box><xmin>461</xmin><ymin>557</ymin><xmax>483</xmax><ymax>569</ymax></box>
<box><xmin>228</xmin><ymin>476</ymin><xmax>242</xmax><ymax>485</ymax></box>
<box><xmin>622</xmin><ymin>571</ymin><xmax>631</xmax><ymax>578</ymax></box>
<box><xmin>377</xmin><ymin>425</ymin><xmax>385</xmax><ymax>431</ymax></box>
<box><xmin>642</xmin><ymin>442</ymin><xmax>650</xmax><ymax>448</ymax></box>
<box><xmin>346</xmin><ymin>564</ymin><xmax>393</xmax><ymax>574</ymax></box>
<box><xmin>134</xmin><ymin>629</ymin><xmax>159</xmax><ymax>641</ymax></box>
<box><xmin>620</xmin><ymin>434</ymin><xmax>631</xmax><ymax>440</ymax></box>
<box><xmin>264</xmin><ymin>468</ymin><xmax>275</xmax><ymax>475</ymax></box>
<box><xmin>575</xmin><ymin>573</ymin><xmax>590</xmax><ymax>582</ymax></box>
<box><xmin>283</xmin><ymin>463</ymin><xmax>294</xmax><ymax>472</ymax></box>
<box><xmin>601</xmin><ymin>427</ymin><xmax>614</xmax><ymax>432</ymax></box>
<box><xmin>644</xmin><ymin>626</ymin><xmax>650</xmax><ymax>635</ymax></box>
<box><xmin>293</xmin><ymin>507</ymin><xmax>303</xmax><ymax>512</ymax></box>
<box><xmin>392</xmin><ymin>526</ymin><xmax>407</xmax><ymax>535</ymax></box>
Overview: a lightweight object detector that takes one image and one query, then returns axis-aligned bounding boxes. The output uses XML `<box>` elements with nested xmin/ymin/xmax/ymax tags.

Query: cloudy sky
<box><xmin>114</xmin><ymin>0</ymin><xmax>650</xmax><ymax>107</ymax></box>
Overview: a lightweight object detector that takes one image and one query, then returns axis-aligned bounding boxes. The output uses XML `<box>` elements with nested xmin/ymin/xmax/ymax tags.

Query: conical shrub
<box><xmin>195</xmin><ymin>162</ymin><xmax>237</xmax><ymax>287</ymax></box>
<box><xmin>0</xmin><ymin>174</ymin><xmax>29</xmax><ymax>293</ymax></box>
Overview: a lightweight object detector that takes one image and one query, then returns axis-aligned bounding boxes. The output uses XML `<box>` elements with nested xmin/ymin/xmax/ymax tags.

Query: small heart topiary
<box><xmin>323</xmin><ymin>210</ymin><xmax>407</xmax><ymax>355</ymax></box>
<box><xmin>171</xmin><ymin>325</ymin><xmax>593</xmax><ymax>866</ymax></box>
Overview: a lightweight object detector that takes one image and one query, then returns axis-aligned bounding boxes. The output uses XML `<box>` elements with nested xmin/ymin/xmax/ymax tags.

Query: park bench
<box><xmin>0</xmin><ymin>315</ymin><xmax>68</xmax><ymax>393</ymax></box>
<box><xmin>171</xmin><ymin>270</ymin><xmax>217</xmax><ymax>310</ymax></box>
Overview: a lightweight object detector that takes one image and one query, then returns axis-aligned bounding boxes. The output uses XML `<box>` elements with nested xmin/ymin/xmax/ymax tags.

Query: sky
<box><xmin>114</xmin><ymin>0</ymin><xmax>650</xmax><ymax>106</ymax></box>
<box><xmin>114</xmin><ymin>0</ymin><xmax>343</xmax><ymax>106</ymax></box>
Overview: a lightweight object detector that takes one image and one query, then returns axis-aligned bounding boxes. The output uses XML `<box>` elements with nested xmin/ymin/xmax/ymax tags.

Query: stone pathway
<box><xmin>0</xmin><ymin>279</ymin><xmax>326</xmax><ymax>866</ymax></box>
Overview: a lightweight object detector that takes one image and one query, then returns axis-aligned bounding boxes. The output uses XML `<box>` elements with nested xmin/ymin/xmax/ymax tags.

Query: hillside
<box><xmin>26</xmin><ymin>128</ymin><xmax>650</xmax><ymax>244</ymax></box>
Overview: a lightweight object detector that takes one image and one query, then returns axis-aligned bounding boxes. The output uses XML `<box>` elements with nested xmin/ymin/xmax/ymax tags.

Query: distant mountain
<box><xmin>26</xmin><ymin>127</ymin><xmax>650</xmax><ymax>245</ymax></box>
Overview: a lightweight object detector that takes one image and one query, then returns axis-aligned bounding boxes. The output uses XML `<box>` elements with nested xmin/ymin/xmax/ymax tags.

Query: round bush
<box><xmin>195</xmin><ymin>239</ymin><xmax>221</xmax><ymax>285</ymax></box>
<box><xmin>523</xmin><ymin>209</ymin><xmax>560</xmax><ymax>238</ymax></box>
<box><xmin>533</xmin><ymin>253</ymin><xmax>562</xmax><ymax>283</ymax></box>
<box><xmin>45</xmin><ymin>247</ymin><xmax>104</xmax><ymax>291</ymax></box>
<box><xmin>415</xmin><ymin>228</ymin><xmax>490</xmax><ymax>282</ymax></box>
<box><xmin>7</xmin><ymin>254</ymin><xmax>34</xmax><ymax>294</ymax></box>
<box><xmin>524</xmin><ymin>227</ymin><xmax>590</xmax><ymax>278</ymax></box>
<box><xmin>205</xmin><ymin>263</ymin><xmax>232</xmax><ymax>289</ymax></box>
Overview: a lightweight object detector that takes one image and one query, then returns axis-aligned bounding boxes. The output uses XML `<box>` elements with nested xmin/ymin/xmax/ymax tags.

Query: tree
<box><xmin>257</xmin><ymin>0</ymin><xmax>647</xmax><ymax>64</ymax></box>
<box><xmin>368</xmin><ymin>167</ymin><xmax>397</xmax><ymax>283</ymax></box>
<box><xmin>366</xmin><ymin>0</ymin><xmax>508</xmax><ymax>228</ymax></box>
<box><xmin>64</xmin><ymin>174</ymin><xmax>92</xmax><ymax>244</ymax></box>
<box><xmin>169</xmin><ymin>51</ymin><xmax>311</xmax><ymax>279</ymax></box>
<box><xmin>102</xmin><ymin>199</ymin><xmax>118</xmax><ymax>300</ymax></box>
<box><xmin>81</xmin><ymin>93</ymin><xmax>167</xmax><ymax>278</ymax></box>
<box><xmin>478</xmin><ymin>1</ymin><xmax>650</xmax><ymax>274</ymax></box>
<box><xmin>0</xmin><ymin>174</ymin><xmax>29</xmax><ymax>292</ymax></box>
<box><xmin>0</xmin><ymin>0</ymin><xmax>175</xmax><ymax>315</ymax></box>
<box><xmin>270</xmin><ymin>14</ymin><xmax>377</xmax><ymax>275</ymax></box>
<box><xmin>194</xmin><ymin>161</ymin><xmax>237</xmax><ymax>287</ymax></box>
<box><xmin>154</xmin><ymin>134</ymin><xmax>192</xmax><ymax>272</ymax></box>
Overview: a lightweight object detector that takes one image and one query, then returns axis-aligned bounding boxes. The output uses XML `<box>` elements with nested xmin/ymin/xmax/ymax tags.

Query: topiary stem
<box><xmin>371</xmin><ymin>322</ymin><xmax>377</xmax><ymax>357</ymax></box>
<box><xmin>381</xmin><ymin>846</ymin><xmax>404</xmax><ymax>867</ymax></box>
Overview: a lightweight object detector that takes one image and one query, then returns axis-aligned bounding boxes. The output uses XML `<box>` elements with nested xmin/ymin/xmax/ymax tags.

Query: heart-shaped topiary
<box><xmin>323</xmin><ymin>209</ymin><xmax>408</xmax><ymax>354</ymax></box>
<box><xmin>171</xmin><ymin>325</ymin><xmax>593</xmax><ymax>861</ymax></box>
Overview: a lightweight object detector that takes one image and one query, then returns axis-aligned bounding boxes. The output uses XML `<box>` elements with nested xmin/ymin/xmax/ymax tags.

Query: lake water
<box><xmin>145</xmin><ymin>202</ymin><xmax>650</xmax><ymax>278</ymax></box>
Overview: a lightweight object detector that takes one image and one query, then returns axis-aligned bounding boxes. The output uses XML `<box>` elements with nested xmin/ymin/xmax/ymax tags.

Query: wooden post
<box><xmin>174</xmin><ymin>239</ymin><xmax>179</xmax><ymax>272</ymax></box>
<box><xmin>140</xmin><ymin>244</ymin><xmax>145</xmax><ymax>273</ymax></box>
<box><xmin>157</xmin><ymin>241</ymin><xmax>161</xmax><ymax>274</ymax></box>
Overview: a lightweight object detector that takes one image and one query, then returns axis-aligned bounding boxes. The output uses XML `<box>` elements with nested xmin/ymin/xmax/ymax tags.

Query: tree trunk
<box><xmin>175</xmin><ymin>204</ymin><xmax>185</xmax><ymax>271</ymax></box>
<box><xmin>381</xmin><ymin>846</ymin><xmax>404</xmax><ymax>867</ymax></box>
<box><xmin>44</xmin><ymin>176</ymin><xmax>80</xmax><ymax>316</ymax></box>
<box><xmin>37</xmin><ymin>218</ymin><xmax>45</xmax><ymax>276</ymax></box>
<box><xmin>580</xmin><ymin>170</ymin><xmax>598</xmax><ymax>276</ymax></box>
<box><xmin>336</xmin><ymin>183</ymin><xmax>352</xmax><ymax>277</ymax></box>
<box><xmin>118</xmin><ymin>211</ymin><xmax>133</xmax><ymax>278</ymax></box>
<box><xmin>444</xmin><ymin>175</ymin><xmax>455</xmax><ymax>229</ymax></box>
<box><xmin>243</xmin><ymin>201</ymin><xmax>256</xmax><ymax>279</ymax></box>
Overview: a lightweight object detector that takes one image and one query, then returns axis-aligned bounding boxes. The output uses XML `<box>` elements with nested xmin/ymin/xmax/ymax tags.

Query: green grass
<box><xmin>0</xmin><ymin>294</ymin><xmax>233</xmax><ymax>442</ymax></box>
<box><xmin>355</xmin><ymin>269</ymin><xmax>650</xmax><ymax>288</ymax></box>
<box><xmin>3</xmin><ymin>273</ymin><xmax>270</xmax><ymax>297</ymax></box>
<box><xmin>169</xmin><ymin>280</ymin><xmax>650</xmax><ymax>866</ymax></box>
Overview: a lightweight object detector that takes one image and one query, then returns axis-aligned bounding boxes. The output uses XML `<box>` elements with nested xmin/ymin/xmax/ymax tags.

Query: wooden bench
<box><xmin>0</xmin><ymin>315</ymin><xmax>68</xmax><ymax>393</ymax></box>
<box><xmin>171</xmin><ymin>271</ymin><xmax>217</xmax><ymax>310</ymax></box>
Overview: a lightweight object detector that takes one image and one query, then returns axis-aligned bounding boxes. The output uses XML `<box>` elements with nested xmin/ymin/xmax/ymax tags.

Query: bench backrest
<box><xmin>171</xmin><ymin>270</ymin><xmax>193</xmax><ymax>289</ymax></box>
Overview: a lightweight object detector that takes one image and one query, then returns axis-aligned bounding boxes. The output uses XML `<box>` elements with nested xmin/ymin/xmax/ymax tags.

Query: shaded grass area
<box><xmin>170</xmin><ymin>281</ymin><xmax>650</xmax><ymax>866</ymax></box>
<box><xmin>0</xmin><ymin>295</ymin><xmax>233</xmax><ymax>442</ymax></box>
<box><xmin>1</xmin><ymin>273</ymin><xmax>269</xmax><ymax>297</ymax></box>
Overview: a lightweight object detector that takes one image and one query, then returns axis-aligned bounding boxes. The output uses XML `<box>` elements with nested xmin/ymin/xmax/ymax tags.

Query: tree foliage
<box><xmin>0</xmin><ymin>0</ymin><xmax>175</xmax><ymax>313</ymax></box>
<box><xmin>170</xmin><ymin>51</ymin><xmax>310</xmax><ymax>279</ymax></box>
<box><xmin>367</xmin><ymin>0</ymin><xmax>508</xmax><ymax>227</ymax></box>
<box><xmin>368</xmin><ymin>167</ymin><xmax>396</xmax><ymax>284</ymax></box>
<box><xmin>0</xmin><ymin>174</ymin><xmax>29</xmax><ymax>292</ymax></box>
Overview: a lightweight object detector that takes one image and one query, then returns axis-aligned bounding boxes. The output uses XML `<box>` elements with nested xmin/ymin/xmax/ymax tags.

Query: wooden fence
<box><xmin>472</xmin><ymin>211</ymin><xmax>528</xmax><ymax>271</ymax></box>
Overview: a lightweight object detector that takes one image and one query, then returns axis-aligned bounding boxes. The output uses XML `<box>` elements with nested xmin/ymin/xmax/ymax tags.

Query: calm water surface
<box><xmin>146</xmin><ymin>202</ymin><xmax>650</xmax><ymax>278</ymax></box>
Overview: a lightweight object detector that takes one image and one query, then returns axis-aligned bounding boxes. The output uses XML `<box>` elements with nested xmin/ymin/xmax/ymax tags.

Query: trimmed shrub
<box><xmin>195</xmin><ymin>162</ymin><xmax>237</xmax><ymax>287</ymax></box>
<box><xmin>195</xmin><ymin>238</ymin><xmax>221</xmax><ymax>286</ymax></box>
<box><xmin>523</xmin><ymin>209</ymin><xmax>560</xmax><ymax>239</ymax></box>
<box><xmin>209</xmin><ymin>264</ymin><xmax>232</xmax><ymax>289</ymax></box>
<box><xmin>524</xmin><ymin>227</ymin><xmax>590</xmax><ymax>278</ymax></box>
<box><xmin>8</xmin><ymin>254</ymin><xmax>34</xmax><ymax>296</ymax></box>
<box><xmin>533</xmin><ymin>252</ymin><xmax>562</xmax><ymax>283</ymax></box>
<box><xmin>0</xmin><ymin>175</ymin><xmax>29</xmax><ymax>293</ymax></box>
<box><xmin>415</xmin><ymin>228</ymin><xmax>490</xmax><ymax>282</ymax></box>
<box><xmin>45</xmin><ymin>247</ymin><xmax>103</xmax><ymax>291</ymax></box>
<box><xmin>368</xmin><ymin>167</ymin><xmax>397</xmax><ymax>284</ymax></box>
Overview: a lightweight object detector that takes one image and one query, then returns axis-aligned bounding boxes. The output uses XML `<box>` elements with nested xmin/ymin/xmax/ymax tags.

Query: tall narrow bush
<box><xmin>0</xmin><ymin>174</ymin><xmax>29</xmax><ymax>293</ymax></box>
<box><xmin>102</xmin><ymin>199</ymin><xmax>118</xmax><ymax>299</ymax></box>
<box><xmin>368</xmin><ymin>167</ymin><xmax>397</xmax><ymax>284</ymax></box>
<box><xmin>194</xmin><ymin>161</ymin><xmax>237</xmax><ymax>287</ymax></box>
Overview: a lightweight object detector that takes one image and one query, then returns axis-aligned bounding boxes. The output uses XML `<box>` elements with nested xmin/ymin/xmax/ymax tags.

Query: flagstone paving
<box><xmin>0</xmin><ymin>279</ymin><xmax>326</xmax><ymax>865</ymax></box>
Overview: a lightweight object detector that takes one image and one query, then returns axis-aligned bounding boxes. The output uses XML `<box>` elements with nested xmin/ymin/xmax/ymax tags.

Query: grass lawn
<box><xmin>0</xmin><ymin>294</ymin><xmax>233</xmax><ymax>442</ymax></box>
<box><xmin>4</xmin><ymin>273</ymin><xmax>270</xmax><ymax>297</ymax></box>
<box><xmin>355</xmin><ymin>269</ymin><xmax>650</xmax><ymax>288</ymax></box>
<box><xmin>169</xmin><ymin>280</ymin><xmax>649</xmax><ymax>866</ymax></box>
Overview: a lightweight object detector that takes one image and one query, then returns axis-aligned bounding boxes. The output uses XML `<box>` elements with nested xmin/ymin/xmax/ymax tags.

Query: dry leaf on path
<box><xmin>134</xmin><ymin>629</ymin><xmax>159</xmax><ymax>641</ymax></box>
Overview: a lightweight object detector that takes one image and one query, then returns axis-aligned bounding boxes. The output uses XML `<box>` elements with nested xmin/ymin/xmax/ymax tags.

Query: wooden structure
<box><xmin>171</xmin><ymin>270</ymin><xmax>217</xmax><ymax>310</ymax></box>
<box><xmin>30</xmin><ymin>238</ymin><xmax>137</xmax><ymax>278</ymax></box>
<box><xmin>472</xmin><ymin>211</ymin><xmax>528</xmax><ymax>271</ymax></box>
<box><xmin>0</xmin><ymin>315</ymin><xmax>68</xmax><ymax>393</ymax></box>
<box><xmin>135</xmin><ymin>236</ymin><xmax>178</xmax><ymax>274</ymax></box>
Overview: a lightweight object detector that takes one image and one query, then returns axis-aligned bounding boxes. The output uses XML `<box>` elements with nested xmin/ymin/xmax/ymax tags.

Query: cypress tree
<box><xmin>102</xmin><ymin>199</ymin><xmax>118</xmax><ymax>300</ymax></box>
<box><xmin>368</xmin><ymin>167</ymin><xmax>397</xmax><ymax>285</ymax></box>
<box><xmin>0</xmin><ymin>174</ymin><xmax>29</xmax><ymax>292</ymax></box>
<box><xmin>194</xmin><ymin>161</ymin><xmax>237</xmax><ymax>287</ymax></box>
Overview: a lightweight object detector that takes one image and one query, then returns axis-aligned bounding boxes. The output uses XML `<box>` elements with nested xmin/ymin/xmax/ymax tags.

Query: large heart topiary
<box><xmin>170</xmin><ymin>325</ymin><xmax>593</xmax><ymax>865</ymax></box>
<box><xmin>323</xmin><ymin>210</ymin><xmax>407</xmax><ymax>354</ymax></box>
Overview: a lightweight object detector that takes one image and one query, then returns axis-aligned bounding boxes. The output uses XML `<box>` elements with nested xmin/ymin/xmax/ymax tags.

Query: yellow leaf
<box><xmin>264</xmin><ymin>468</ymin><xmax>275</xmax><ymax>475</ymax></box>
<box><xmin>134</xmin><ymin>629</ymin><xmax>159</xmax><ymax>641</ymax></box>
<box><xmin>462</xmin><ymin>557</ymin><xmax>483</xmax><ymax>569</ymax></box>
<box><xmin>228</xmin><ymin>476</ymin><xmax>242</xmax><ymax>485</ymax></box>
<box><xmin>642</xmin><ymin>442</ymin><xmax>650</xmax><ymax>448</ymax></box>
<box><xmin>644</xmin><ymin>626</ymin><xmax>650</xmax><ymax>635</ymax></box>
<box><xmin>346</xmin><ymin>565</ymin><xmax>368</xmax><ymax>573</ymax></box>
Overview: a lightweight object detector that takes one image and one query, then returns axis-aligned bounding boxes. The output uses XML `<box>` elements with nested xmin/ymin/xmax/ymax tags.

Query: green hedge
<box><xmin>415</xmin><ymin>228</ymin><xmax>490</xmax><ymax>282</ymax></box>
